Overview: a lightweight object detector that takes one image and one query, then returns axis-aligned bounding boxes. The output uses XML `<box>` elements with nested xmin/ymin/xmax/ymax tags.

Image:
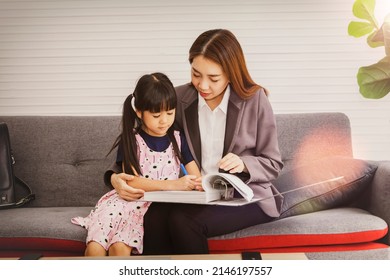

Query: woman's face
<box><xmin>191</xmin><ymin>55</ymin><xmax>229</xmax><ymax>109</ymax></box>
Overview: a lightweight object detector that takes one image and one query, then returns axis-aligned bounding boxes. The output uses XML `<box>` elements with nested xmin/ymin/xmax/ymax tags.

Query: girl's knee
<box><xmin>109</xmin><ymin>242</ymin><xmax>132</xmax><ymax>256</ymax></box>
<box><xmin>85</xmin><ymin>241</ymin><xmax>107</xmax><ymax>256</ymax></box>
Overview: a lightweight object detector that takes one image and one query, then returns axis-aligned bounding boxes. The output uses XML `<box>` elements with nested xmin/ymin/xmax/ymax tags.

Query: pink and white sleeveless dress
<box><xmin>72</xmin><ymin>131</ymin><xmax>181</xmax><ymax>254</ymax></box>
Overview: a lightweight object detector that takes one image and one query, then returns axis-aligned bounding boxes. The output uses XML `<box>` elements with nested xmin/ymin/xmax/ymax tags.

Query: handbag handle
<box><xmin>14</xmin><ymin>176</ymin><xmax>35</xmax><ymax>207</ymax></box>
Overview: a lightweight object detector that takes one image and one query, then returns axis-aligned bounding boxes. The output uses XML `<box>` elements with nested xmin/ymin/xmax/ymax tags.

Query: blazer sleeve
<box><xmin>240</xmin><ymin>90</ymin><xmax>283</xmax><ymax>184</ymax></box>
<box><xmin>103</xmin><ymin>161</ymin><xmax>122</xmax><ymax>188</ymax></box>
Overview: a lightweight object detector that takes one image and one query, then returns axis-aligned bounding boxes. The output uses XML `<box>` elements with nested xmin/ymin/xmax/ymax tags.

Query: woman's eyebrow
<box><xmin>192</xmin><ymin>66</ymin><xmax>221</xmax><ymax>77</ymax></box>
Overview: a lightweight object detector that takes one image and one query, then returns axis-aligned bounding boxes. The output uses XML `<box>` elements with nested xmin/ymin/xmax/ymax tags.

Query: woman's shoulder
<box><xmin>231</xmin><ymin>86</ymin><xmax>267</xmax><ymax>104</ymax></box>
<box><xmin>231</xmin><ymin>87</ymin><xmax>271</xmax><ymax>115</ymax></box>
<box><xmin>250</xmin><ymin>87</ymin><xmax>267</xmax><ymax>99</ymax></box>
<box><xmin>175</xmin><ymin>83</ymin><xmax>197</xmax><ymax>100</ymax></box>
<box><xmin>175</xmin><ymin>82</ymin><xmax>192</xmax><ymax>92</ymax></box>
<box><xmin>245</xmin><ymin>87</ymin><xmax>269</xmax><ymax>106</ymax></box>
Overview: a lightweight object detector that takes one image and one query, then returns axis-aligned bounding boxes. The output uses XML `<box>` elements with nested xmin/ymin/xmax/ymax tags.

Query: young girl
<box><xmin>72</xmin><ymin>72</ymin><xmax>201</xmax><ymax>256</ymax></box>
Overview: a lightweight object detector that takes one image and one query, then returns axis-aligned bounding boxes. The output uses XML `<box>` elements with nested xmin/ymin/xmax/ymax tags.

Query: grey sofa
<box><xmin>0</xmin><ymin>113</ymin><xmax>389</xmax><ymax>258</ymax></box>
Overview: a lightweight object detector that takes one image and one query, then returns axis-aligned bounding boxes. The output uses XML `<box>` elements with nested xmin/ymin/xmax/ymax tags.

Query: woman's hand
<box><xmin>111</xmin><ymin>173</ymin><xmax>145</xmax><ymax>201</ymax></box>
<box><xmin>219</xmin><ymin>152</ymin><xmax>248</xmax><ymax>174</ymax></box>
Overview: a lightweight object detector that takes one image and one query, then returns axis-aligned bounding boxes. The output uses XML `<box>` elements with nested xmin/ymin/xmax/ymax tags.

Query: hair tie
<box><xmin>131</xmin><ymin>96</ymin><xmax>137</xmax><ymax>111</ymax></box>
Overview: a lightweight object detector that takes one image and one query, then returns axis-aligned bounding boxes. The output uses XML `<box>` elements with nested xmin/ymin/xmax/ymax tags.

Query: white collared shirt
<box><xmin>198</xmin><ymin>86</ymin><xmax>230</xmax><ymax>175</ymax></box>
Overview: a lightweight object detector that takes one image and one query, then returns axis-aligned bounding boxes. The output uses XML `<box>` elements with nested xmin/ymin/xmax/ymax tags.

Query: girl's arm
<box><xmin>185</xmin><ymin>160</ymin><xmax>202</xmax><ymax>177</ymax></box>
<box><xmin>124</xmin><ymin>161</ymin><xmax>201</xmax><ymax>192</ymax></box>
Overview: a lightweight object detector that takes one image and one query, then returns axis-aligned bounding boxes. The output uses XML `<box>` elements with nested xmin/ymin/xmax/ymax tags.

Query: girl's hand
<box><xmin>219</xmin><ymin>153</ymin><xmax>247</xmax><ymax>174</ymax></box>
<box><xmin>194</xmin><ymin>176</ymin><xmax>204</xmax><ymax>191</ymax></box>
<box><xmin>174</xmin><ymin>175</ymin><xmax>201</xmax><ymax>191</ymax></box>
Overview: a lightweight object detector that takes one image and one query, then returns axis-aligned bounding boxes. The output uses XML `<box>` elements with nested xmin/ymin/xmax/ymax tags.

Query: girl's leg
<box><xmin>108</xmin><ymin>242</ymin><xmax>132</xmax><ymax>256</ymax></box>
<box><xmin>85</xmin><ymin>241</ymin><xmax>107</xmax><ymax>256</ymax></box>
<box><xmin>169</xmin><ymin>203</ymin><xmax>272</xmax><ymax>254</ymax></box>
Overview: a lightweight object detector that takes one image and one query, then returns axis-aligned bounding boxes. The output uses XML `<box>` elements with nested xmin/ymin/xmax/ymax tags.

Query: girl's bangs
<box><xmin>148</xmin><ymin>88</ymin><xmax>177</xmax><ymax>113</ymax></box>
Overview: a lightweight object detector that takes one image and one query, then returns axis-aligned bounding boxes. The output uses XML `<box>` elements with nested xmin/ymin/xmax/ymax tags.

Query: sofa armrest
<box><xmin>366</xmin><ymin>160</ymin><xmax>390</xmax><ymax>245</ymax></box>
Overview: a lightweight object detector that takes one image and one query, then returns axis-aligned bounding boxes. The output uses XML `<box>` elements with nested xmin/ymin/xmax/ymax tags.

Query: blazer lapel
<box><xmin>223</xmin><ymin>91</ymin><xmax>244</xmax><ymax>155</ymax></box>
<box><xmin>184</xmin><ymin>100</ymin><xmax>202</xmax><ymax>165</ymax></box>
<box><xmin>181</xmin><ymin>86</ymin><xmax>243</xmax><ymax>166</ymax></box>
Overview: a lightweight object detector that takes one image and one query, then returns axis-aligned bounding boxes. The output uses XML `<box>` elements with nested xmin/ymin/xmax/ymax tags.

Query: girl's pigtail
<box><xmin>121</xmin><ymin>94</ymin><xmax>142</xmax><ymax>176</ymax></box>
<box><xmin>167</xmin><ymin>127</ymin><xmax>183</xmax><ymax>165</ymax></box>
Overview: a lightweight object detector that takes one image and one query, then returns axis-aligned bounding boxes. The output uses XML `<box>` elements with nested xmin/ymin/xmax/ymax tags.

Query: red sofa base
<box><xmin>0</xmin><ymin>237</ymin><xmax>388</xmax><ymax>258</ymax></box>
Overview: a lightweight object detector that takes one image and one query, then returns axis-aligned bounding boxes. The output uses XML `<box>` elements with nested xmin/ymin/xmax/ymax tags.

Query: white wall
<box><xmin>0</xmin><ymin>0</ymin><xmax>389</xmax><ymax>160</ymax></box>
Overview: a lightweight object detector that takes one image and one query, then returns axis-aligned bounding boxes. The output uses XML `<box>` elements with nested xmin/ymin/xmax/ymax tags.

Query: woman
<box><xmin>105</xmin><ymin>29</ymin><xmax>283</xmax><ymax>254</ymax></box>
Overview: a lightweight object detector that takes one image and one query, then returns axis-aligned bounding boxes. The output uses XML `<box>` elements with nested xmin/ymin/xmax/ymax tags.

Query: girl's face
<box><xmin>191</xmin><ymin>55</ymin><xmax>229</xmax><ymax>110</ymax></box>
<box><xmin>136</xmin><ymin>109</ymin><xmax>176</xmax><ymax>137</ymax></box>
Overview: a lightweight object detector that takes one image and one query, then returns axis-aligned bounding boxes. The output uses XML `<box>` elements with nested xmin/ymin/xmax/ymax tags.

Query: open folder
<box><xmin>141</xmin><ymin>172</ymin><xmax>345</xmax><ymax>206</ymax></box>
<box><xmin>142</xmin><ymin>172</ymin><xmax>255</xmax><ymax>206</ymax></box>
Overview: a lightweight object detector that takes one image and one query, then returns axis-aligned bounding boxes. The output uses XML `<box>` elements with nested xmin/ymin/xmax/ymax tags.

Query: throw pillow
<box><xmin>272</xmin><ymin>156</ymin><xmax>378</xmax><ymax>219</ymax></box>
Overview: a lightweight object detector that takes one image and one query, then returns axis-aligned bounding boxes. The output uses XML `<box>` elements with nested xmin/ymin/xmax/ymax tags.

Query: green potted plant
<box><xmin>348</xmin><ymin>0</ymin><xmax>390</xmax><ymax>99</ymax></box>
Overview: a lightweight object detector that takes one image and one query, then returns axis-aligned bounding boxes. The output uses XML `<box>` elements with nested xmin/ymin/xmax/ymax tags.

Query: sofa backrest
<box><xmin>0</xmin><ymin>116</ymin><xmax>120</xmax><ymax>207</ymax></box>
<box><xmin>275</xmin><ymin>112</ymin><xmax>353</xmax><ymax>172</ymax></box>
<box><xmin>0</xmin><ymin>112</ymin><xmax>353</xmax><ymax>207</ymax></box>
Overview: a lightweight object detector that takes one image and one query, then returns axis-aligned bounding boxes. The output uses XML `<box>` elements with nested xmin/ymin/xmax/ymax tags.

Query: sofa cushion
<box><xmin>0</xmin><ymin>207</ymin><xmax>90</xmax><ymax>255</ymax></box>
<box><xmin>208</xmin><ymin>208</ymin><xmax>388</xmax><ymax>253</ymax></box>
<box><xmin>272</xmin><ymin>156</ymin><xmax>378</xmax><ymax>218</ymax></box>
<box><xmin>2</xmin><ymin>207</ymin><xmax>387</xmax><ymax>256</ymax></box>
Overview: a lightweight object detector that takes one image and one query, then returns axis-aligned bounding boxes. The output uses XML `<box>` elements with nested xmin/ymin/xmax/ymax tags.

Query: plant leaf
<box><xmin>352</xmin><ymin>0</ymin><xmax>378</xmax><ymax>27</ymax></box>
<box><xmin>384</xmin><ymin>15</ymin><xmax>390</xmax><ymax>56</ymax></box>
<box><xmin>357</xmin><ymin>60</ymin><xmax>390</xmax><ymax>99</ymax></box>
<box><xmin>348</xmin><ymin>21</ymin><xmax>375</xmax><ymax>37</ymax></box>
<box><xmin>367</xmin><ymin>28</ymin><xmax>385</xmax><ymax>47</ymax></box>
<box><xmin>379</xmin><ymin>56</ymin><xmax>390</xmax><ymax>63</ymax></box>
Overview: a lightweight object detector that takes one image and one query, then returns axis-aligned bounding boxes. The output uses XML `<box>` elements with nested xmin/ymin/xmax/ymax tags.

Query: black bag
<box><xmin>0</xmin><ymin>122</ymin><xmax>35</xmax><ymax>209</ymax></box>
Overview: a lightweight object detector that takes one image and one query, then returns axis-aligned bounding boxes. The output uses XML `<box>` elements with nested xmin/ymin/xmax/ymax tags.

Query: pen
<box><xmin>180</xmin><ymin>163</ymin><xmax>188</xmax><ymax>175</ymax></box>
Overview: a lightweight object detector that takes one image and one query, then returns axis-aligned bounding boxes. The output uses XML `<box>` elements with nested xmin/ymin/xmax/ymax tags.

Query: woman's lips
<box><xmin>199</xmin><ymin>91</ymin><xmax>210</xmax><ymax>98</ymax></box>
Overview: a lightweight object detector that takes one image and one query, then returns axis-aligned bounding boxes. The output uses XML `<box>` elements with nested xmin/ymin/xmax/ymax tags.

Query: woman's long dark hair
<box><xmin>189</xmin><ymin>29</ymin><xmax>268</xmax><ymax>98</ymax></box>
<box><xmin>108</xmin><ymin>72</ymin><xmax>182</xmax><ymax>176</ymax></box>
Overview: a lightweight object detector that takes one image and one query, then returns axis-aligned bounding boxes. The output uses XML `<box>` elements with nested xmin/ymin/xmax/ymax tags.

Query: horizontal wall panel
<box><xmin>0</xmin><ymin>0</ymin><xmax>389</xmax><ymax>161</ymax></box>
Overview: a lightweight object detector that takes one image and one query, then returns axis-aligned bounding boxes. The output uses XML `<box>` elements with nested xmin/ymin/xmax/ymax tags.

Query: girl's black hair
<box><xmin>108</xmin><ymin>72</ymin><xmax>182</xmax><ymax>176</ymax></box>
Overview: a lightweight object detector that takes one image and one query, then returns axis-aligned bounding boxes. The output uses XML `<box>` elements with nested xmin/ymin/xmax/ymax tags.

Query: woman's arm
<box><xmin>218</xmin><ymin>89</ymin><xmax>283</xmax><ymax>182</ymax></box>
<box><xmin>111</xmin><ymin>172</ymin><xmax>145</xmax><ymax>200</ymax></box>
<box><xmin>105</xmin><ymin>160</ymin><xmax>145</xmax><ymax>201</ymax></box>
<box><xmin>240</xmin><ymin>90</ymin><xmax>283</xmax><ymax>182</ymax></box>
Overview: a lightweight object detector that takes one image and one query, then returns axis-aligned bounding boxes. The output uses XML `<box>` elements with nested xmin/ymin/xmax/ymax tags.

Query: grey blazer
<box><xmin>175</xmin><ymin>83</ymin><xmax>284</xmax><ymax>217</ymax></box>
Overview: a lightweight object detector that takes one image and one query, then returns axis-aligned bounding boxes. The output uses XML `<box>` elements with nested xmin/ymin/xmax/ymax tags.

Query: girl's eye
<box><xmin>152</xmin><ymin>114</ymin><xmax>160</xmax><ymax>118</ymax></box>
<box><xmin>192</xmin><ymin>72</ymin><xmax>200</xmax><ymax>78</ymax></box>
<box><xmin>211</xmin><ymin>79</ymin><xmax>219</xmax><ymax>83</ymax></box>
<box><xmin>165</xmin><ymin>109</ymin><xmax>175</xmax><ymax>115</ymax></box>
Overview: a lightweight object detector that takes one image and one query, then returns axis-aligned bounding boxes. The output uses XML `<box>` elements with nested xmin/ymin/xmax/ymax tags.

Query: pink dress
<box><xmin>72</xmin><ymin>131</ymin><xmax>181</xmax><ymax>254</ymax></box>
